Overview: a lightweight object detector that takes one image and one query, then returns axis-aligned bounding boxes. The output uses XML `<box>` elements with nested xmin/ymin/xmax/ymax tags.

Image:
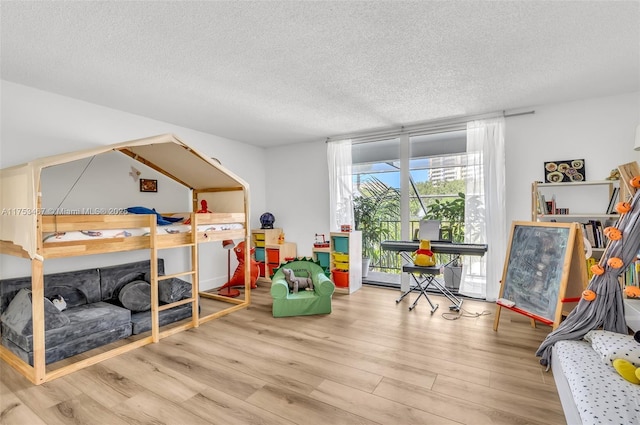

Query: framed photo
<box><xmin>544</xmin><ymin>159</ymin><xmax>585</xmax><ymax>183</ymax></box>
<box><xmin>140</xmin><ymin>179</ymin><xmax>157</xmax><ymax>192</ymax></box>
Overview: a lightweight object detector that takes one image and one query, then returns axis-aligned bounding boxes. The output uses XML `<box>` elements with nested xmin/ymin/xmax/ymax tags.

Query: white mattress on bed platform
<box><xmin>43</xmin><ymin>223</ymin><xmax>243</xmax><ymax>242</ymax></box>
<box><xmin>552</xmin><ymin>339</ymin><xmax>640</xmax><ymax>425</ymax></box>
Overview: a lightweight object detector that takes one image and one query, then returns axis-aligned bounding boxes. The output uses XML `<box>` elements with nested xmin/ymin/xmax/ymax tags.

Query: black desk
<box><xmin>381</xmin><ymin>241</ymin><xmax>488</xmax><ymax>313</ymax></box>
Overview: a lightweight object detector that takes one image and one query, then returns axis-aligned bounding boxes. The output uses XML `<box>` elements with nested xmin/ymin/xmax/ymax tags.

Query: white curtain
<box><xmin>459</xmin><ymin>118</ymin><xmax>507</xmax><ymax>301</ymax></box>
<box><xmin>327</xmin><ymin>139</ymin><xmax>354</xmax><ymax>231</ymax></box>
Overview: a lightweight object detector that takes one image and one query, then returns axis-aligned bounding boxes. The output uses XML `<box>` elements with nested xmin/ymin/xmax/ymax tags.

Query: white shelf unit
<box><xmin>329</xmin><ymin>231</ymin><xmax>362</xmax><ymax>294</ymax></box>
<box><xmin>532</xmin><ymin>180</ymin><xmax>619</xmax><ymax>258</ymax></box>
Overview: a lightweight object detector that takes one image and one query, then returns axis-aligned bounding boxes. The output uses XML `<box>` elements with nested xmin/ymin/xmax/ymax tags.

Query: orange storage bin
<box><xmin>258</xmin><ymin>262</ymin><xmax>266</xmax><ymax>277</ymax></box>
<box><xmin>332</xmin><ymin>269</ymin><xmax>349</xmax><ymax>287</ymax></box>
<box><xmin>267</xmin><ymin>248</ymin><xmax>279</xmax><ymax>264</ymax></box>
<box><xmin>268</xmin><ymin>264</ymin><xmax>278</xmax><ymax>277</ymax></box>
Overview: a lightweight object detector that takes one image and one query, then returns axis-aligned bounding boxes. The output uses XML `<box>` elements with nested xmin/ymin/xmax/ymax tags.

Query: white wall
<box><xmin>506</xmin><ymin>92</ymin><xmax>639</xmax><ymax>227</ymax></box>
<box><xmin>0</xmin><ymin>81</ymin><xmax>267</xmax><ymax>290</ymax></box>
<box><xmin>265</xmin><ymin>140</ymin><xmax>330</xmax><ymax>258</ymax></box>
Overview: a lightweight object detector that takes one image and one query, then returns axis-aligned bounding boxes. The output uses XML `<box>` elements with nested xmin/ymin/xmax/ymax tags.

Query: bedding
<box><xmin>42</xmin><ymin>222</ymin><xmax>243</xmax><ymax>242</ymax></box>
<box><xmin>553</xmin><ymin>339</ymin><xmax>640</xmax><ymax>425</ymax></box>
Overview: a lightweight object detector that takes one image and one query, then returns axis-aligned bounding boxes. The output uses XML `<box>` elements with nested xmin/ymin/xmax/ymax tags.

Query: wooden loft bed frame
<box><xmin>0</xmin><ymin>134</ymin><xmax>252</xmax><ymax>385</ymax></box>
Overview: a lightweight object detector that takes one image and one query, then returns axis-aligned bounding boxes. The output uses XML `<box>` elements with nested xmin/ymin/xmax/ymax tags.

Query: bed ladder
<box><xmin>148</xmin><ymin>212</ymin><xmax>199</xmax><ymax>343</ymax></box>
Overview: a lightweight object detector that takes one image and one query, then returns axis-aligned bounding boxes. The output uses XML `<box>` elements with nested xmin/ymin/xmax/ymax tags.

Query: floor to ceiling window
<box><xmin>351</xmin><ymin>129</ymin><xmax>468</xmax><ymax>287</ymax></box>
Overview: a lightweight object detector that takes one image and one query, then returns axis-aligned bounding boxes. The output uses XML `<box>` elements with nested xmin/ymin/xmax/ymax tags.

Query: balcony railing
<box><xmin>367</xmin><ymin>220</ymin><xmax>459</xmax><ymax>274</ymax></box>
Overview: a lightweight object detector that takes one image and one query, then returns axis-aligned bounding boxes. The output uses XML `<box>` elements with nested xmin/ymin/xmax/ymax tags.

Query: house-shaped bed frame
<box><xmin>0</xmin><ymin>134</ymin><xmax>251</xmax><ymax>384</ymax></box>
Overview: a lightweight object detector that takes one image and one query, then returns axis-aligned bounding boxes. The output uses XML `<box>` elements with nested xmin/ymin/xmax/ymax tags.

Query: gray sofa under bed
<box><xmin>0</xmin><ymin>259</ymin><xmax>193</xmax><ymax>365</ymax></box>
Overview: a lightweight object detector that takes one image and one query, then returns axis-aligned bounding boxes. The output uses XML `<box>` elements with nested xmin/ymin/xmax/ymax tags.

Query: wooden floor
<box><xmin>1</xmin><ymin>284</ymin><xmax>566</xmax><ymax>425</ymax></box>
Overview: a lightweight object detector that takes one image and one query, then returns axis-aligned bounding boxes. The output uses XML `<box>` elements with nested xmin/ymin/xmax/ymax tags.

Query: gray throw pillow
<box><xmin>0</xmin><ymin>288</ymin><xmax>70</xmax><ymax>335</ymax></box>
<box><xmin>158</xmin><ymin>278</ymin><xmax>192</xmax><ymax>304</ymax></box>
<box><xmin>118</xmin><ymin>280</ymin><xmax>151</xmax><ymax>312</ymax></box>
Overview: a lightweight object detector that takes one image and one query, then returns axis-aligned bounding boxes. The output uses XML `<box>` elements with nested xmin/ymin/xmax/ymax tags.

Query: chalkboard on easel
<box><xmin>493</xmin><ymin>221</ymin><xmax>587</xmax><ymax>331</ymax></box>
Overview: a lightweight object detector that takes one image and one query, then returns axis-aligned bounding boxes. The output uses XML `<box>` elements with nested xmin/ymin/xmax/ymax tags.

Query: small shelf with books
<box><xmin>532</xmin><ymin>180</ymin><xmax>620</xmax><ymax>261</ymax></box>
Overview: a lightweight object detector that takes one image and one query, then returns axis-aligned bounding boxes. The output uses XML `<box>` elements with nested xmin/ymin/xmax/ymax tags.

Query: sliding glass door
<box><xmin>351</xmin><ymin>130</ymin><xmax>469</xmax><ymax>287</ymax></box>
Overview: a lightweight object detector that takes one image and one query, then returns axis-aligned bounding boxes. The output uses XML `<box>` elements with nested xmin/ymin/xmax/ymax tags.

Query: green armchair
<box><xmin>270</xmin><ymin>259</ymin><xmax>335</xmax><ymax>318</ymax></box>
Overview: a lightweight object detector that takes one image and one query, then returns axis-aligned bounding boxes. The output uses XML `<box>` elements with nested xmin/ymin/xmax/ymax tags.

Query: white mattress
<box><xmin>43</xmin><ymin>223</ymin><xmax>243</xmax><ymax>242</ymax></box>
<box><xmin>553</xmin><ymin>339</ymin><xmax>640</xmax><ymax>425</ymax></box>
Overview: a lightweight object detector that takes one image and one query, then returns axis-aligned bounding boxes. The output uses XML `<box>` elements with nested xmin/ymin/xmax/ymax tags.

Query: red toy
<box><xmin>218</xmin><ymin>241</ymin><xmax>259</xmax><ymax>297</ymax></box>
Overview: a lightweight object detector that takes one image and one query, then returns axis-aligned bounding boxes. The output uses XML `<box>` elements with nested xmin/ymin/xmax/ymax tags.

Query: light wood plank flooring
<box><xmin>1</xmin><ymin>284</ymin><xmax>565</xmax><ymax>425</ymax></box>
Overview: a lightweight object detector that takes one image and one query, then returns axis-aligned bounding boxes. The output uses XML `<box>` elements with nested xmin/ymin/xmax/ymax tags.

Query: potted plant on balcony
<box><xmin>424</xmin><ymin>192</ymin><xmax>465</xmax><ymax>290</ymax></box>
<box><xmin>353</xmin><ymin>178</ymin><xmax>400</xmax><ymax>278</ymax></box>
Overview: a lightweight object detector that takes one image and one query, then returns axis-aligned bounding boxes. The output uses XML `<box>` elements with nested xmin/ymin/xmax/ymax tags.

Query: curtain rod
<box><xmin>325</xmin><ymin>109</ymin><xmax>535</xmax><ymax>143</ymax></box>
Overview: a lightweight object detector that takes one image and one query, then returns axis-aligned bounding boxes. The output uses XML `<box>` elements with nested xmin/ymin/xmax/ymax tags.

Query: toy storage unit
<box><xmin>312</xmin><ymin>247</ymin><xmax>331</xmax><ymax>273</ymax></box>
<box><xmin>251</xmin><ymin>228</ymin><xmax>297</xmax><ymax>283</ymax></box>
<box><xmin>329</xmin><ymin>231</ymin><xmax>362</xmax><ymax>294</ymax></box>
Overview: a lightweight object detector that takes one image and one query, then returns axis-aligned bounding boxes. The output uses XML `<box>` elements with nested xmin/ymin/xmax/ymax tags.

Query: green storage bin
<box><xmin>332</xmin><ymin>236</ymin><xmax>349</xmax><ymax>253</ymax></box>
<box><xmin>316</xmin><ymin>252</ymin><xmax>330</xmax><ymax>268</ymax></box>
<box><xmin>255</xmin><ymin>247</ymin><xmax>265</xmax><ymax>262</ymax></box>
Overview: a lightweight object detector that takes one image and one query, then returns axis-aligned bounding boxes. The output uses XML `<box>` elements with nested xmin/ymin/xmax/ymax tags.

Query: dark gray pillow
<box><xmin>118</xmin><ymin>280</ymin><xmax>151</xmax><ymax>312</ymax></box>
<box><xmin>0</xmin><ymin>288</ymin><xmax>70</xmax><ymax>335</ymax></box>
<box><xmin>158</xmin><ymin>278</ymin><xmax>192</xmax><ymax>304</ymax></box>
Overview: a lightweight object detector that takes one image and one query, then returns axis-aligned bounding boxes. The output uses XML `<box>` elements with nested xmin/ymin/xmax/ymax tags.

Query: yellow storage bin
<box><xmin>255</xmin><ymin>240</ymin><xmax>265</xmax><ymax>247</ymax></box>
<box><xmin>254</xmin><ymin>233</ymin><xmax>265</xmax><ymax>241</ymax></box>
<box><xmin>334</xmin><ymin>261</ymin><xmax>349</xmax><ymax>271</ymax></box>
<box><xmin>333</xmin><ymin>252</ymin><xmax>349</xmax><ymax>262</ymax></box>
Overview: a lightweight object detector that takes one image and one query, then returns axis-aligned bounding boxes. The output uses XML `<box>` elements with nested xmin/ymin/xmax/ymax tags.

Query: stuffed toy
<box><xmin>282</xmin><ymin>268</ymin><xmax>314</xmax><ymax>294</ymax></box>
<box><xmin>50</xmin><ymin>295</ymin><xmax>67</xmax><ymax>311</ymax></box>
<box><xmin>218</xmin><ymin>241</ymin><xmax>259</xmax><ymax>291</ymax></box>
<box><xmin>414</xmin><ymin>240</ymin><xmax>436</xmax><ymax>267</ymax></box>
<box><xmin>612</xmin><ymin>331</ymin><xmax>640</xmax><ymax>384</ymax></box>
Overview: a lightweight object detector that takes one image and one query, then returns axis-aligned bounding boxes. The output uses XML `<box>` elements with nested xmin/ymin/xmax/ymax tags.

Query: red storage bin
<box><xmin>258</xmin><ymin>262</ymin><xmax>266</xmax><ymax>277</ymax></box>
<box><xmin>266</xmin><ymin>248</ymin><xmax>279</xmax><ymax>264</ymax></box>
<box><xmin>332</xmin><ymin>269</ymin><xmax>349</xmax><ymax>288</ymax></box>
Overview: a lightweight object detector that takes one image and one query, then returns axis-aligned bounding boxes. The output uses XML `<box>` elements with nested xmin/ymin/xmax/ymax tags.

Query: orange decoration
<box><xmin>631</xmin><ymin>176</ymin><xmax>640</xmax><ymax>188</ymax></box>
<box><xmin>582</xmin><ymin>290</ymin><xmax>596</xmax><ymax>301</ymax></box>
<box><xmin>604</xmin><ymin>227</ymin><xmax>622</xmax><ymax>240</ymax></box>
<box><xmin>625</xmin><ymin>286</ymin><xmax>640</xmax><ymax>298</ymax></box>
<box><xmin>607</xmin><ymin>257</ymin><xmax>624</xmax><ymax>269</ymax></box>
<box><xmin>615</xmin><ymin>202</ymin><xmax>631</xmax><ymax>214</ymax></box>
<box><xmin>591</xmin><ymin>264</ymin><xmax>605</xmax><ymax>276</ymax></box>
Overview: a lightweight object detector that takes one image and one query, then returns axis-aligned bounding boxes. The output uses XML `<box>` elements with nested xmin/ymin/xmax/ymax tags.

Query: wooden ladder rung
<box><xmin>158</xmin><ymin>297</ymin><xmax>195</xmax><ymax>311</ymax></box>
<box><xmin>157</xmin><ymin>271</ymin><xmax>196</xmax><ymax>281</ymax></box>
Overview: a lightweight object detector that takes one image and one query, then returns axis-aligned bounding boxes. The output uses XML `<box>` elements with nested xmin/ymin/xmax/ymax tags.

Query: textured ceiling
<box><xmin>1</xmin><ymin>1</ymin><xmax>638</xmax><ymax>147</ymax></box>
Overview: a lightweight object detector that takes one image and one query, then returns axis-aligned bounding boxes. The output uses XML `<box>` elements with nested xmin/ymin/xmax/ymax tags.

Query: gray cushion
<box><xmin>158</xmin><ymin>278</ymin><xmax>192</xmax><ymax>304</ymax></box>
<box><xmin>118</xmin><ymin>280</ymin><xmax>151</xmax><ymax>312</ymax></box>
<box><xmin>0</xmin><ymin>288</ymin><xmax>70</xmax><ymax>335</ymax></box>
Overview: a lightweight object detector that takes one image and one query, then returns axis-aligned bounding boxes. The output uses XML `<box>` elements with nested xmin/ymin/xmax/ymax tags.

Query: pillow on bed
<box><xmin>584</xmin><ymin>330</ymin><xmax>640</xmax><ymax>368</ymax></box>
<box><xmin>118</xmin><ymin>280</ymin><xmax>151</xmax><ymax>312</ymax></box>
<box><xmin>126</xmin><ymin>206</ymin><xmax>183</xmax><ymax>226</ymax></box>
<box><xmin>142</xmin><ymin>272</ymin><xmax>191</xmax><ymax>304</ymax></box>
<box><xmin>158</xmin><ymin>278</ymin><xmax>192</xmax><ymax>304</ymax></box>
<box><xmin>0</xmin><ymin>288</ymin><xmax>70</xmax><ymax>335</ymax></box>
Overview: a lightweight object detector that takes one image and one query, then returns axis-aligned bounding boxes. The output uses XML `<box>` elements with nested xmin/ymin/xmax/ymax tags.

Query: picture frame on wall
<box><xmin>544</xmin><ymin>159</ymin><xmax>585</xmax><ymax>183</ymax></box>
<box><xmin>140</xmin><ymin>178</ymin><xmax>157</xmax><ymax>192</ymax></box>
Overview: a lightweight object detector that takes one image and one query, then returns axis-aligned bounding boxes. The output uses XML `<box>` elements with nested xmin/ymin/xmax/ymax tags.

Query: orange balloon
<box><xmin>630</xmin><ymin>176</ymin><xmax>640</xmax><ymax>189</ymax></box>
<box><xmin>607</xmin><ymin>257</ymin><xmax>624</xmax><ymax>269</ymax></box>
<box><xmin>591</xmin><ymin>264</ymin><xmax>605</xmax><ymax>275</ymax></box>
<box><xmin>582</xmin><ymin>290</ymin><xmax>596</xmax><ymax>301</ymax></box>
<box><xmin>616</xmin><ymin>202</ymin><xmax>631</xmax><ymax>214</ymax></box>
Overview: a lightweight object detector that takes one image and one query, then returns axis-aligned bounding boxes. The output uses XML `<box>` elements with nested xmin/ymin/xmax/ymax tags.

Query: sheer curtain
<box><xmin>327</xmin><ymin>139</ymin><xmax>354</xmax><ymax>231</ymax></box>
<box><xmin>459</xmin><ymin>118</ymin><xmax>507</xmax><ymax>301</ymax></box>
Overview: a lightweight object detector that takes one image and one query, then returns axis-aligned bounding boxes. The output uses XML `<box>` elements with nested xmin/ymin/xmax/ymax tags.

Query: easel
<box><xmin>494</xmin><ymin>221</ymin><xmax>588</xmax><ymax>331</ymax></box>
